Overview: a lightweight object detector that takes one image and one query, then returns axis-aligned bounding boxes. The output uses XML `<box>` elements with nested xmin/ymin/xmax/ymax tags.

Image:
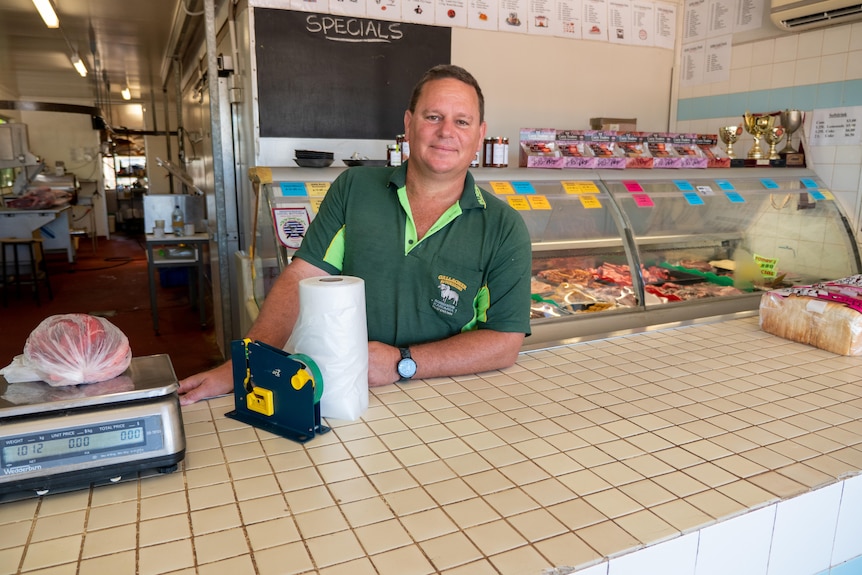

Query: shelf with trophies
<box><xmin>719</xmin><ymin>109</ymin><xmax>805</xmax><ymax>168</ymax></box>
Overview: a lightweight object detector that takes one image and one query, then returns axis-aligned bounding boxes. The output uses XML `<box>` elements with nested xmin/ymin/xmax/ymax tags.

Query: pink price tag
<box><xmin>633</xmin><ymin>193</ymin><xmax>654</xmax><ymax>207</ymax></box>
<box><xmin>623</xmin><ymin>180</ymin><xmax>643</xmax><ymax>192</ymax></box>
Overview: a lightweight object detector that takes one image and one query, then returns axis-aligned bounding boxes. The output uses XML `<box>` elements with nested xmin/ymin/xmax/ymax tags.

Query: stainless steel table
<box><xmin>145</xmin><ymin>232</ymin><xmax>208</xmax><ymax>335</ymax></box>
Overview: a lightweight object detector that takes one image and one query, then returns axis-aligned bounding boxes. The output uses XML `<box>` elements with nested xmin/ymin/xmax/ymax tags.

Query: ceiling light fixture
<box><xmin>70</xmin><ymin>52</ymin><xmax>87</xmax><ymax>77</ymax></box>
<box><xmin>121</xmin><ymin>86</ymin><xmax>131</xmax><ymax>100</ymax></box>
<box><xmin>32</xmin><ymin>0</ymin><xmax>59</xmax><ymax>28</ymax></box>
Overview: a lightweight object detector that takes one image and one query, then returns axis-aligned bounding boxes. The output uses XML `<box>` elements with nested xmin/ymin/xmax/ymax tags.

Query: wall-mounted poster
<box><xmin>437</xmin><ymin>0</ymin><xmax>468</xmax><ymax>26</ymax></box>
<box><xmin>499</xmin><ymin>0</ymin><xmax>528</xmax><ymax>33</ymax></box>
<box><xmin>369</xmin><ymin>0</ymin><xmax>403</xmax><ymax>19</ymax></box>
<box><xmin>582</xmin><ymin>0</ymin><xmax>609</xmax><ymax>40</ymax></box>
<box><xmin>631</xmin><ymin>1</ymin><xmax>655</xmax><ymax>46</ymax></box>
<box><xmin>467</xmin><ymin>0</ymin><xmax>500</xmax><ymax>29</ymax></box>
<box><xmin>329</xmin><ymin>0</ymin><xmax>367</xmax><ymax>16</ymax></box>
<box><xmin>704</xmin><ymin>34</ymin><xmax>731</xmax><ymax>83</ymax></box>
<box><xmin>528</xmin><ymin>0</ymin><xmax>555</xmax><ymax>35</ymax></box>
<box><xmin>681</xmin><ymin>40</ymin><xmax>706</xmax><ymax>86</ymax></box>
<box><xmin>683</xmin><ymin>0</ymin><xmax>707</xmax><ymax>41</ymax></box>
<box><xmin>402</xmin><ymin>0</ymin><xmax>436</xmax><ymax>23</ymax></box>
<box><xmin>608</xmin><ymin>0</ymin><xmax>632</xmax><ymax>43</ymax></box>
<box><xmin>554</xmin><ymin>0</ymin><xmax>583</xmax><ymax>38</ymax></box>
<box><xmin>654</xmin><ymin>1</ymin><xmax>676</xmax><ymax>49</ymax></box>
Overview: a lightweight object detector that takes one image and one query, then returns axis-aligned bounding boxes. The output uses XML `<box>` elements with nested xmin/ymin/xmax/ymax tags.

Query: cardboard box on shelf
<box><xmin>590</xmin><ymin>117</ymin><xmax>637</xmax><ymax>132</ymax></box>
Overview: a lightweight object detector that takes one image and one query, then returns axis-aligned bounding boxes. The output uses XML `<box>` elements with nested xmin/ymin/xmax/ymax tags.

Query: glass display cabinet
<box><xmin>250</xmin><ymin>167</ymin><xmax>861</xmax><ymax>350</ymax></box>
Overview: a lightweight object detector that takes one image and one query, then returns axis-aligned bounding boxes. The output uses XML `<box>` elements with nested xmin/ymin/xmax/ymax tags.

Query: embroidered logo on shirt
<box><xmin>433</xmin><ymin>275</ymin><xmax>466</xmax><ymax>316</ymax></box>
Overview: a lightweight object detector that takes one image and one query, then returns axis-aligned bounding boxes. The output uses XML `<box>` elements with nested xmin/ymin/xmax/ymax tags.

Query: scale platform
<box><xmin>0</xmin><ymin>354</ymin><xmax>186</xmax><ymax>496</ymax></box>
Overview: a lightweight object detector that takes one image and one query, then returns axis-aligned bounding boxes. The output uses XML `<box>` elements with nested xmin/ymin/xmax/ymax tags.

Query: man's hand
<box><xmin>368</xmin><ymin>341</ymin><xmax>400</xmax><ymax>387</ymax></box>
<box><xmin>178</xmin><ymin>361</ymin><xmax>234</xmax><ymax>405</ymax></box>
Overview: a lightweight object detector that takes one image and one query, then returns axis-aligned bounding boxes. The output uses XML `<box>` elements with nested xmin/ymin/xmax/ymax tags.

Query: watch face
<box><xmin>398</xmin><ymin>357</ymin><xmax>417</xmax><ymax>379</ymax></box>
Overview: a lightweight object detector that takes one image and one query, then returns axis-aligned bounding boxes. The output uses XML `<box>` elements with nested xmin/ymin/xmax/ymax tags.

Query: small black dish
<box><xmin>343</xmin><ymin>159</ymin><xmax>389</xmax><ymax>167</ymax></box>
<box><xmin>294</xmin><ymin>158</ymin><xmax>334</xmax><ymax>168</ymax></box>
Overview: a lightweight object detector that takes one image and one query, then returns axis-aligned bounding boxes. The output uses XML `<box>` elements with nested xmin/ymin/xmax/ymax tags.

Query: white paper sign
<box><xmin>608</xmin><ymin>0</ymin><xmax>633</xmax><ymax>43</ymax></box>
<box><xmin>681</xmin><ymin>40</ymin><xmax>706</xmax><ymax>86</ymax></box>
<box><xmin>499</xmin><ymin>0</ymin><xmax>528</xmax><ymax>32</ymax></box>
<box><xmin>734</xmin><ymin>0</ymin><xmax>763</xmax><ymax>32</ymax></box>
<box><xmin>467</xmin><ymin>0</ymin><xmax>499</xmax><ymax>29</ymax></box>
<box><xmin>707</xmin><ymin>0</ymin><xmax>733</xmax><ymax>37</ymax></box>
<box><xmin>631</xmin><ymin>2</ymin><xmax>655</xmax><ymax>46</ymax></box>
<box><xmin>654</xmin><ymin>1</ymin><xmax>677</xmax><ymax>49</ymax></box>
<box><xmin>402</xmin><ymin>0</ymin><xmax>436</xmax><ymax>23</ymax></box>
<box><xmin>683</xmin><ymin>0</ymin><xmax>707</xmax><ymax>41</ymax></box>
<box><xmin>528</xmin><ymin>0</ymin><xmax>555</xmax><ymax>34</ymax></box>
<box><xmin>369</xmin><ymin>0</ymin><xmax>402</xmax><ymax>20</ymax></box>
<box><xmin>704</xmin><ymin>34</ymin><xmax>732</xmax><ymax>83</ymax></box>
<box><xmin>436</xmin><ymin>0</ymin><xmax>468</xmax><ymax>26</ymax></box>
<box><xmin>555</xmin><ymin>0</ymin><xmax>583</xmax><ymax>38</ymax></box>
<box><xmin>329</xmin><ymin>0</ymin><xmax>367</xmax><ymax>16</ymax></box>
<box><xmin>810</xmin><ymin>107</ymin><xmax>862</xmax><ymax>146</ymax></box>
<box><xmin>582</xmin><ymin>0</ymin><xmax>609</xmax><ymax>40</ymax></box>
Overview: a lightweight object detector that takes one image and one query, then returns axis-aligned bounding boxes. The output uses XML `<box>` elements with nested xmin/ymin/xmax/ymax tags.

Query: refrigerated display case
<box><xmin>249</xmin><ymin>167</ymin><xmax>861</xmax><ymax>350</ymax></box>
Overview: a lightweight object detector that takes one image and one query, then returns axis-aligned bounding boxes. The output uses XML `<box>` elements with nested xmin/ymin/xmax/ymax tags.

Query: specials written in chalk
<box><xmin>304</xmin><ymin>14</ymin><xmax>404</xmax><ymax>42</ymax></box>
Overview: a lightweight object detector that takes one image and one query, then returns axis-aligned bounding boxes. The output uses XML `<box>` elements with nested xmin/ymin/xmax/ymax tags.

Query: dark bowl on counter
<box><xmin>294</xmin><ymin>158</ymin><xmax>334</xmax><ymax>168</ymax></box>
<box><xmin>343</xmin><ymin>159</ymin><xmax>389</xmax><ymax>167</ymax></box>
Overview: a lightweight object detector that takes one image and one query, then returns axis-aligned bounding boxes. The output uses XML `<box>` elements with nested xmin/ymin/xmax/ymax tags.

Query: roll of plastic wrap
<box><xmin>285</xmin><ymin>276</ymin><xmax>368</xmax><ymax>421</ymax></box>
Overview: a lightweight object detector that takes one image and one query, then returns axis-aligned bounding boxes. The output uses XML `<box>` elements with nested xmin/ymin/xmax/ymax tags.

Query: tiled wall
<box><xmin>673</xmin><ymin>22</ymin><xmax>862</xmax><ymax>233</ymax></box>
<box><xmin>571</xmin><ymin>472</ymin><xmax>862</xmax><ymax>575</ymax></box>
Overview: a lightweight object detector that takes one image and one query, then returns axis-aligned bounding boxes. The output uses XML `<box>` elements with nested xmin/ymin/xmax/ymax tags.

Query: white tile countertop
<box><xmin>2</xmin><ymin>316</ymin><xmax>862</xmax><ymax>575</ymax></box>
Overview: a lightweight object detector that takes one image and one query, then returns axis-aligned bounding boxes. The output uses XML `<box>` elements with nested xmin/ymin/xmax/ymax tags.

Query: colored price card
<box><xmin>490</xmin><ymin>181</ymin><xmax>514</xmax><ymax>195</ymax></box>
<box><xmin>579</xmin><ymin>195</ymin><xmax>602</xmax><ymax>209</ymax></box>
<box><xmin>306</xmin><ymin>182</ymin><xmax>330</xmax><ymax>196</ymax></box>
<box><xmin>280</xmin><ymin>182</ymin><xmax>308</xmax><ymax>196</ymax></box>
<box><xmin>507</xmin><ymin>196</ymin><xmax>531</xmax><ymax>210</ymax></box>
<box><xmin>683</xmin><ymin>191</ymin><xmax>704</xmax><ymax>205</ymax></box>
<box><xmin>674</xmin><ymin>180</ymin><xmax>695</xmax><ymax>191</ymax></box>
<box><xmin>511</xmin><ymin>181</ymin><xmax>536</xmax><ymax>194</ymax></box>
<box><xmin>809</xmin><ymin>190</ymin><xmax>826</xmax><ymax>200</ymax></box>
<box><xmin>562</xmin><ymin>181</ymin><xmax>600</xmax><ymax>194</ymax></box>
<box><xmin>754</xmin><ymin>253</ymin><xmax>778</xmax><ymax>279</ymax></box>
<box><xmin>715</xmin><ymin>180</ymin><xmax>735</xmax><ymax>191</ymax></box>
<box><xmin>819</xmin><ymin>189</ymin><xmax>835</xmax><ymax>200</ymax></box>
<box><xmin>632</xmin><ymin>194</ymin><xmax>654</xmax><ymax>207</ymax></box>
<box><xmin>801</xmin><ymin>178</ymin><xmax>818</xmax><ymax>189</ymax></box>
<box><xmin>528</xmin><ymin>195</ymin><xmax>552</xmax><ymax>210</ymax></box>
<box><xmin>725</xmin><ymin>191</ymin><xmax>745</xmax><ymax>203</ymax></box>
<box><xmin>760</xmin><ymin>178</ymin><xmax>779</xmax><ymax>189</ymax></box>
<box><xmin>310</xmin><ymin>198</ymin><xmax>324</xmax><ymax>213</ymax></box>
<box><xmin>623</xmin><ymin>180</ymin><xmax>644</xmax><ymax>192</ymax></box>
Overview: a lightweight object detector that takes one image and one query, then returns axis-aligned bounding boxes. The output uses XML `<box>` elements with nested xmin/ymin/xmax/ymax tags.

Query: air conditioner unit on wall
<box><xmin>771</xmin><ymin>0</ymin><xmax>862</xmax><ymax>31</ymax></box>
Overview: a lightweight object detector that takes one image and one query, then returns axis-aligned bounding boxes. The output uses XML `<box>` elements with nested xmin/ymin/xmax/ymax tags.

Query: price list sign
<box><xmin>811</xmin><ymin>106</ymin><xmax>861</xmax><ymax>147</ymax></box>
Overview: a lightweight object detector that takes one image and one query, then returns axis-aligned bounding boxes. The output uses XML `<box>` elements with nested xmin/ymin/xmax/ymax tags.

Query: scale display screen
<box><xmin>1</xmin><ymin>416</ymin><xmax>164</xmax><ymax>472</ymax></box>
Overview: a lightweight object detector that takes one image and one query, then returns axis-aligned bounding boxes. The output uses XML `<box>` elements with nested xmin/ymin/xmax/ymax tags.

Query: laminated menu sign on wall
<box><xmin>654</xmin><ymin>1</ymin><xmax>676</xmax><ymax>49</ymax></box>
<box><xmin>582</xmin><ymin>0</ymin><xmax>609</xmax><ymax>40</ymax></box>
<box><xmin>707</xmin><ymin>0</ymin><xmax>733</xmax><ymax>36</ymax></box>
<box><xmin>608</xmin><ymin>0</ymin><xmax>633</xmax><ymax>44</ymax></box>
<box><xmin>683</xmin><ymin>0</ymin><xmax>707</xmax><ymax>41</ymax></box>
<box><xmin>437</xmin><ymin>0</ymin><xmax>468</xmax><ymax>26</ymax></box>
<box><xmin>329</xmin><ymin>0</ymin><xmax>368</xmax><ymax>17</ymax></box>
<box><xmin>529</xmin><ymin>0</ymin><xmax>555</xmax><ymax>34</ymax></box>
<box><xmin>631</xmin><ymin>2</ymin><xmax>655</xmax><ymax>46</ymax></box>
<box><xmin>369</xmin><ymin>0</ymin><xmax>402</xmax><ymax>20</ymax></box>
<box><xmin>499</xmin><ymin>0</ymin><xmax>528</xmax><ymax>32</ymax></box>
<box><xmin>680</xmin><ymin>40</ymin><xmax>705</xmax><ymax>86</ymax></box>
<box><xmin>467</xmin><ymin>0</ymin><xmax>499</xmax><ymax>29</ymax></box>
<box><xmin>810</xmin><ymin>107</ymin><xmax>862</xmax><ymax>146</ymax></box>
<box><xmin>403</xmin><ymin>0</ymin><xmax>436</xmax><ymax>23</ymax></box>
<box><xmin>554</xmin><ymin>0</ymin><xmax>583</xmax><ymax>38</ymax></box>
<box><xmin>734</xmin><ymin>0</ymin><xmax>763</xmax><ymax>32</ymax></box>
<box><xmin>703</xmin><ymin>34</ymin><xmax>731</xmax><ymax>83</ymax></box>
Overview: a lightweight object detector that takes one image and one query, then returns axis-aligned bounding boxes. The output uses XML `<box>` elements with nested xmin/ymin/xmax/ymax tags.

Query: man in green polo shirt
<box><xmin>179</xmin><ymin>64</ymin><xmax>531</xmax><ymax>404</ymax></box>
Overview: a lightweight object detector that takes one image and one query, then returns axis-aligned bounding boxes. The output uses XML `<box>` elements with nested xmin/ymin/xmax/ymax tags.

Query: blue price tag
<box><xmin>810</xmin><ymin>190</ymin><xmax>825</xmax><ymax>200</ymax></box>
<box><xmin>683</xmin><ymin>191</ymin><xmax>704</xmax><ymax>205</ymax></box>
<box><xmin>715</xmin><ymin>180</ymin><xmax>735</xmax><ymax>191</ymax></box>
<box><xmin>674</xmin><ymin>180</ymin><xmax>695</xmax><ymax>191</ymax></box>
<box><xmin>725</xmin><ymin>191</ymin><xmax>745</xmax><ymax>203</ymax></box>
<box><xmin>760</xmin><ymin>178</ymin><xmax>779</xmax><ymax>189</ymax></box>
<box><xmin>511</xmin><ymin>181</ymin><xmax>536</xmax><ymax>194</ymax></box>
<box><xmin>801</xmin><ymin>178</ymin><xmax>818</xmax><ymax>189</ymax></box>
<box><xmin>280</xmin><ymin>182</ymin><xmax>308</xmax><ymax>196</ymax></box>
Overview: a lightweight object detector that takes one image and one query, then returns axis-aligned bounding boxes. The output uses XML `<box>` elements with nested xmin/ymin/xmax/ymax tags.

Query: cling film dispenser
<box><xmin>225</xmin><ymin>339</ymin><xmax>330</xmax><ymax>443</ymax></box>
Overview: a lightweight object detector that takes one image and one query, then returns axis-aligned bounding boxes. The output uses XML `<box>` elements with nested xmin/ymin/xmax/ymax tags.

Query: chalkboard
<box><xmin>255</xmin><ymin>9</ymin><xmax>451</xmax><ymax>139</ymax></box>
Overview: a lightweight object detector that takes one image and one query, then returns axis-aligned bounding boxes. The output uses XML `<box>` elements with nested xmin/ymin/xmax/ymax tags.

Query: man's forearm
<box><xmin>409</xmin><ymin>329</ymin><xmax>525</xmax><ymax>380</ymax></box>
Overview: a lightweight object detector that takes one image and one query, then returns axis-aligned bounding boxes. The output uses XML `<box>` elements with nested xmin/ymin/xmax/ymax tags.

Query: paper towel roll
<box><xmin>285</xmin><ymin>276</ymin><xmax>368</xmax><ymax>421</ymax></box>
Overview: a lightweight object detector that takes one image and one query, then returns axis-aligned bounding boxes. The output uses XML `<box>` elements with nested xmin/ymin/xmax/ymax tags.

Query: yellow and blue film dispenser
<box><xmin>225</xmin><ymin>338</ymin><xmax>330</xmax><ymax>443</ymax></box>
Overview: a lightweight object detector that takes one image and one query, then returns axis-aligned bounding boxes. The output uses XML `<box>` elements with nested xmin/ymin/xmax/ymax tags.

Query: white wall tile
<box><xmin>819</xmin><ymin>53</ymin><xmax>848</xmax><ymax>83</ymax></box>
<box><xmin>798</xmin><ymin>29</ymin><xmax>825</xmax><ymax>58</ymax></box>
<box><xmin>846</xmin><ymin>50</ymin><xmax>862</xmax><ymax>81</ymax></box>
<box><xmin>774</xmin><ymin>36</ymin><xmax>799</xmax><ymax>63</ymax></box>
<box><xmin>835</xmin><ymin>145</ymin><xmax>862</xmax><ymax>165</ymax></box>
<box><xmin>771</xmin><ymin>61</ymin><xmax>796</xmax><ymax>89</ymax></box>
<box><xmin>833</xmin><ymin>475</ymin><xmax>862</xmax><ymax>566</ymax></box>
<box><xmin>752</xmin><ymin>39</ymin><xmax>775</xmax><ymax>66</ymax></box>
<box><xmin>766</xmin><ymin>483</ymin><xmax>843</xmax><ymax>575</ymax></box>
<box><xmin>810</xmin><ymin>145</ymin><xmax>837</xmax><ymax>166</ymax></box>
<box><xmin>608</xmin><ymin>533</ymin><xmax>698</xmax><ymax>575</ymax></box>
<box><xmin>795</xmin><ymin>57</ymin><xmax>821</xmax><ymax>86</ymax></box>
<box><xmin>813</xmin><ymin>163</ymin><xmax>835</xmax><ymax>189</ymax></box>
<box><xmin>694</xmin><ymin>506</ymin><xmax>776</xmax><ymax>575</ymax></box>
<box><xmin>822</xmin><ymin>25</ymin><xmax>852</xmax><ymax>55</ymax></box>
<box><xmin>732</xmin><ymin>43</ymin><xmax>753</xmax><ymax>70</ymax></box>
<box><xmin>730</xmin><ymin>67</ymin><xmax>751</xmax><ymax>93</ymax></box>
<box><xmin>851</xmin><ymin>22</ymin><xmax>862</xmax><ymax>50</ymax></box>
<box><xmin>832</xmin><ymin>164</ymin><xmax>862</xmax><ymax>192</ymax></box>
<box><xmin>750</xmin><ymin>64</ymin><xmax>774</xmax><ymax>90</ymax></box>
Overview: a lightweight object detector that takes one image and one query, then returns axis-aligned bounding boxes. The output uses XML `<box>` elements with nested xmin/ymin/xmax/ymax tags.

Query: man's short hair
<box><xmin>408</xmin><ymin>64</ymin><xmax>485</xmax><ymax>123</ymax></box>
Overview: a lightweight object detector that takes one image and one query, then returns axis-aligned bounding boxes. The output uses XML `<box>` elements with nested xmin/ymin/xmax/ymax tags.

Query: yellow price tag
<box><xmin>562</xmin><ymin>181</ymin><xmax>600</xmax><ymax>194</ymax></box>
<box><xmin>820</xmin><ymin>189</ymin><xmax>835</xmax><ymax>200</ymax></box>
<box><xmin>306</xmin><ymin>182</ymin><xmax>330</xmax><ymax>196</ymax></box>
<box><xmin>490</xmin><ymin>181</ymin><xmax>515</xmax><ymax>195</ymax></box>
<box><xmin>310</xmin><ymin>198</ymin><xmax>324</xmax><ymax>213</ymax></box>
<box><xmin>528</xmin><ymin>195</ymin><xmax>552</xmax><ymax>210</ymax></box>
<box><xmin>507</xmin><ymin>196</ymin><xmax>531</xmax><ymax>210</ymax></box>
<box><xmin>579</xmin><ymin>194</ymin><xmax>602</xmax><ymax>209</ymax></box>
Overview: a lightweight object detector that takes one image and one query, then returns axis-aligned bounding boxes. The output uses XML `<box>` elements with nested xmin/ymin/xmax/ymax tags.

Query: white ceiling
<box><xmin>0</xmin><ymin>0</ymin><xmax>201</xmax><ymax>110</ymax></box>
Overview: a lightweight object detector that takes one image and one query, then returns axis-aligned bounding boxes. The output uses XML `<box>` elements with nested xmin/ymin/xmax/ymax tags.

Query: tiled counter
<box><xmin>2</xmin><ymin>316</ymin><xmax>862</xmax><ymax>575</ymax></box>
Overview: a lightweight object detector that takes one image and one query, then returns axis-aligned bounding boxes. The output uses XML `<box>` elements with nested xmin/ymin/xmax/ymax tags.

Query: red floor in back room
<box><xmin>0</xmin><ymin>232</ymin><xmax>226</xmax><ymax>383</ymax></box>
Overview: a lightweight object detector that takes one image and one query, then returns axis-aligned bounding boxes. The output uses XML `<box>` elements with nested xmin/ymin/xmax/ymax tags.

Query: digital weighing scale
<box><xmin>0</xmin><ymin>354</ymin><xmax>185</xmax><ymax>496</ymax></box>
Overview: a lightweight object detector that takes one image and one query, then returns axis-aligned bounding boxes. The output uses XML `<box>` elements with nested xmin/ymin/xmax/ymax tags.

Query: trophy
<box><xmin>718</xmin><ymin>125</ymin><xmax>742</xmax><ymax>158</ymax></box>
<box><xmin>779</xmin><ymin>109</ymin><xmax>803</xmax><ymax>154</ymax></box>
<box><xmin>764</xmin><ymin>126</ymin><xmax>785</xmax><ymax>160</ymax></box>
<box><xmin>743</xmin><ymin>111</ymin><xmax>774</xmax><ymax>160</ymax></box>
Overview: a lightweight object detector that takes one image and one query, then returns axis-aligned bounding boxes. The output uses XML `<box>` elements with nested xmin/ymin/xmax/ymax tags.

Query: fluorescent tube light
<box><xmin>121</xmin><ymin>87</ymin><xmax>131</xmax><ymax>100</ymax></box>
<box><xmin>32</xmin><ymin>0</ymin><xmax>59</xmax><ymax>28</ymax></box>
<box><xmin>71</xmin><ymin>52</ymin><xmax>87</xmax><ymax>77</ymax></box>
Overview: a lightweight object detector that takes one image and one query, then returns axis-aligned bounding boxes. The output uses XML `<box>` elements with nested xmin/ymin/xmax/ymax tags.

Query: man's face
<box><xmin>404</xmin><ymin>78</ymin><xmax>486</xmax><ymax>177</ymax></box>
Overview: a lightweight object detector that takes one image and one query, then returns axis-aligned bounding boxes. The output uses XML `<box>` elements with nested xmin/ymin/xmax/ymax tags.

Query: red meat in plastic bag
<box><xmin>23</xmin><ymin>314</ymin><xmax>132</xmax><ymax>386</ymax></box>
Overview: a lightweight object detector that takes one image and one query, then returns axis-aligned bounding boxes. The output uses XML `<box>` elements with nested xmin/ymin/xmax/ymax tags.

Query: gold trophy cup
<box><xmin>779</xmin><ymin>109</ymin><xmax>803</xmax><ymax>154</ymax></box>
<box><xmin>743</xmin><ymin>112</ymin><xmax>774</xmax><ymax>160</ymax></box>
<box><xmin>718</xmin><ymin>125</ymin><xmax>742</xmax><ymax>159</ymax></box>
<box><xmin>764</xmin><ymin>126</ymin><xmax>785</xmax><ymax>160</ymax></box>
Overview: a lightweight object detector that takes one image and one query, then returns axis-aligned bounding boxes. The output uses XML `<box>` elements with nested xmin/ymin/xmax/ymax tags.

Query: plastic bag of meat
<box><xmin>21</xmin><ymin>314</ymin><xmax>132</xmax><ymax>386</ymax></box>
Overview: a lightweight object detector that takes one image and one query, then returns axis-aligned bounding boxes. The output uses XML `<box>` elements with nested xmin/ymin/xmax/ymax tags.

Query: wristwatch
<box><xmin>397</xmin><ymin>347</ymin><xmax>417</xmax><ymax>381</ymax></box>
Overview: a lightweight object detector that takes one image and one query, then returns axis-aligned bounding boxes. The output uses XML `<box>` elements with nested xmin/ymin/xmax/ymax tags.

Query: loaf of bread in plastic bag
<box><xmin>759</xmin><ymin>276</ymin><xmax>862</xmax><ymax>356</ymax></box>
